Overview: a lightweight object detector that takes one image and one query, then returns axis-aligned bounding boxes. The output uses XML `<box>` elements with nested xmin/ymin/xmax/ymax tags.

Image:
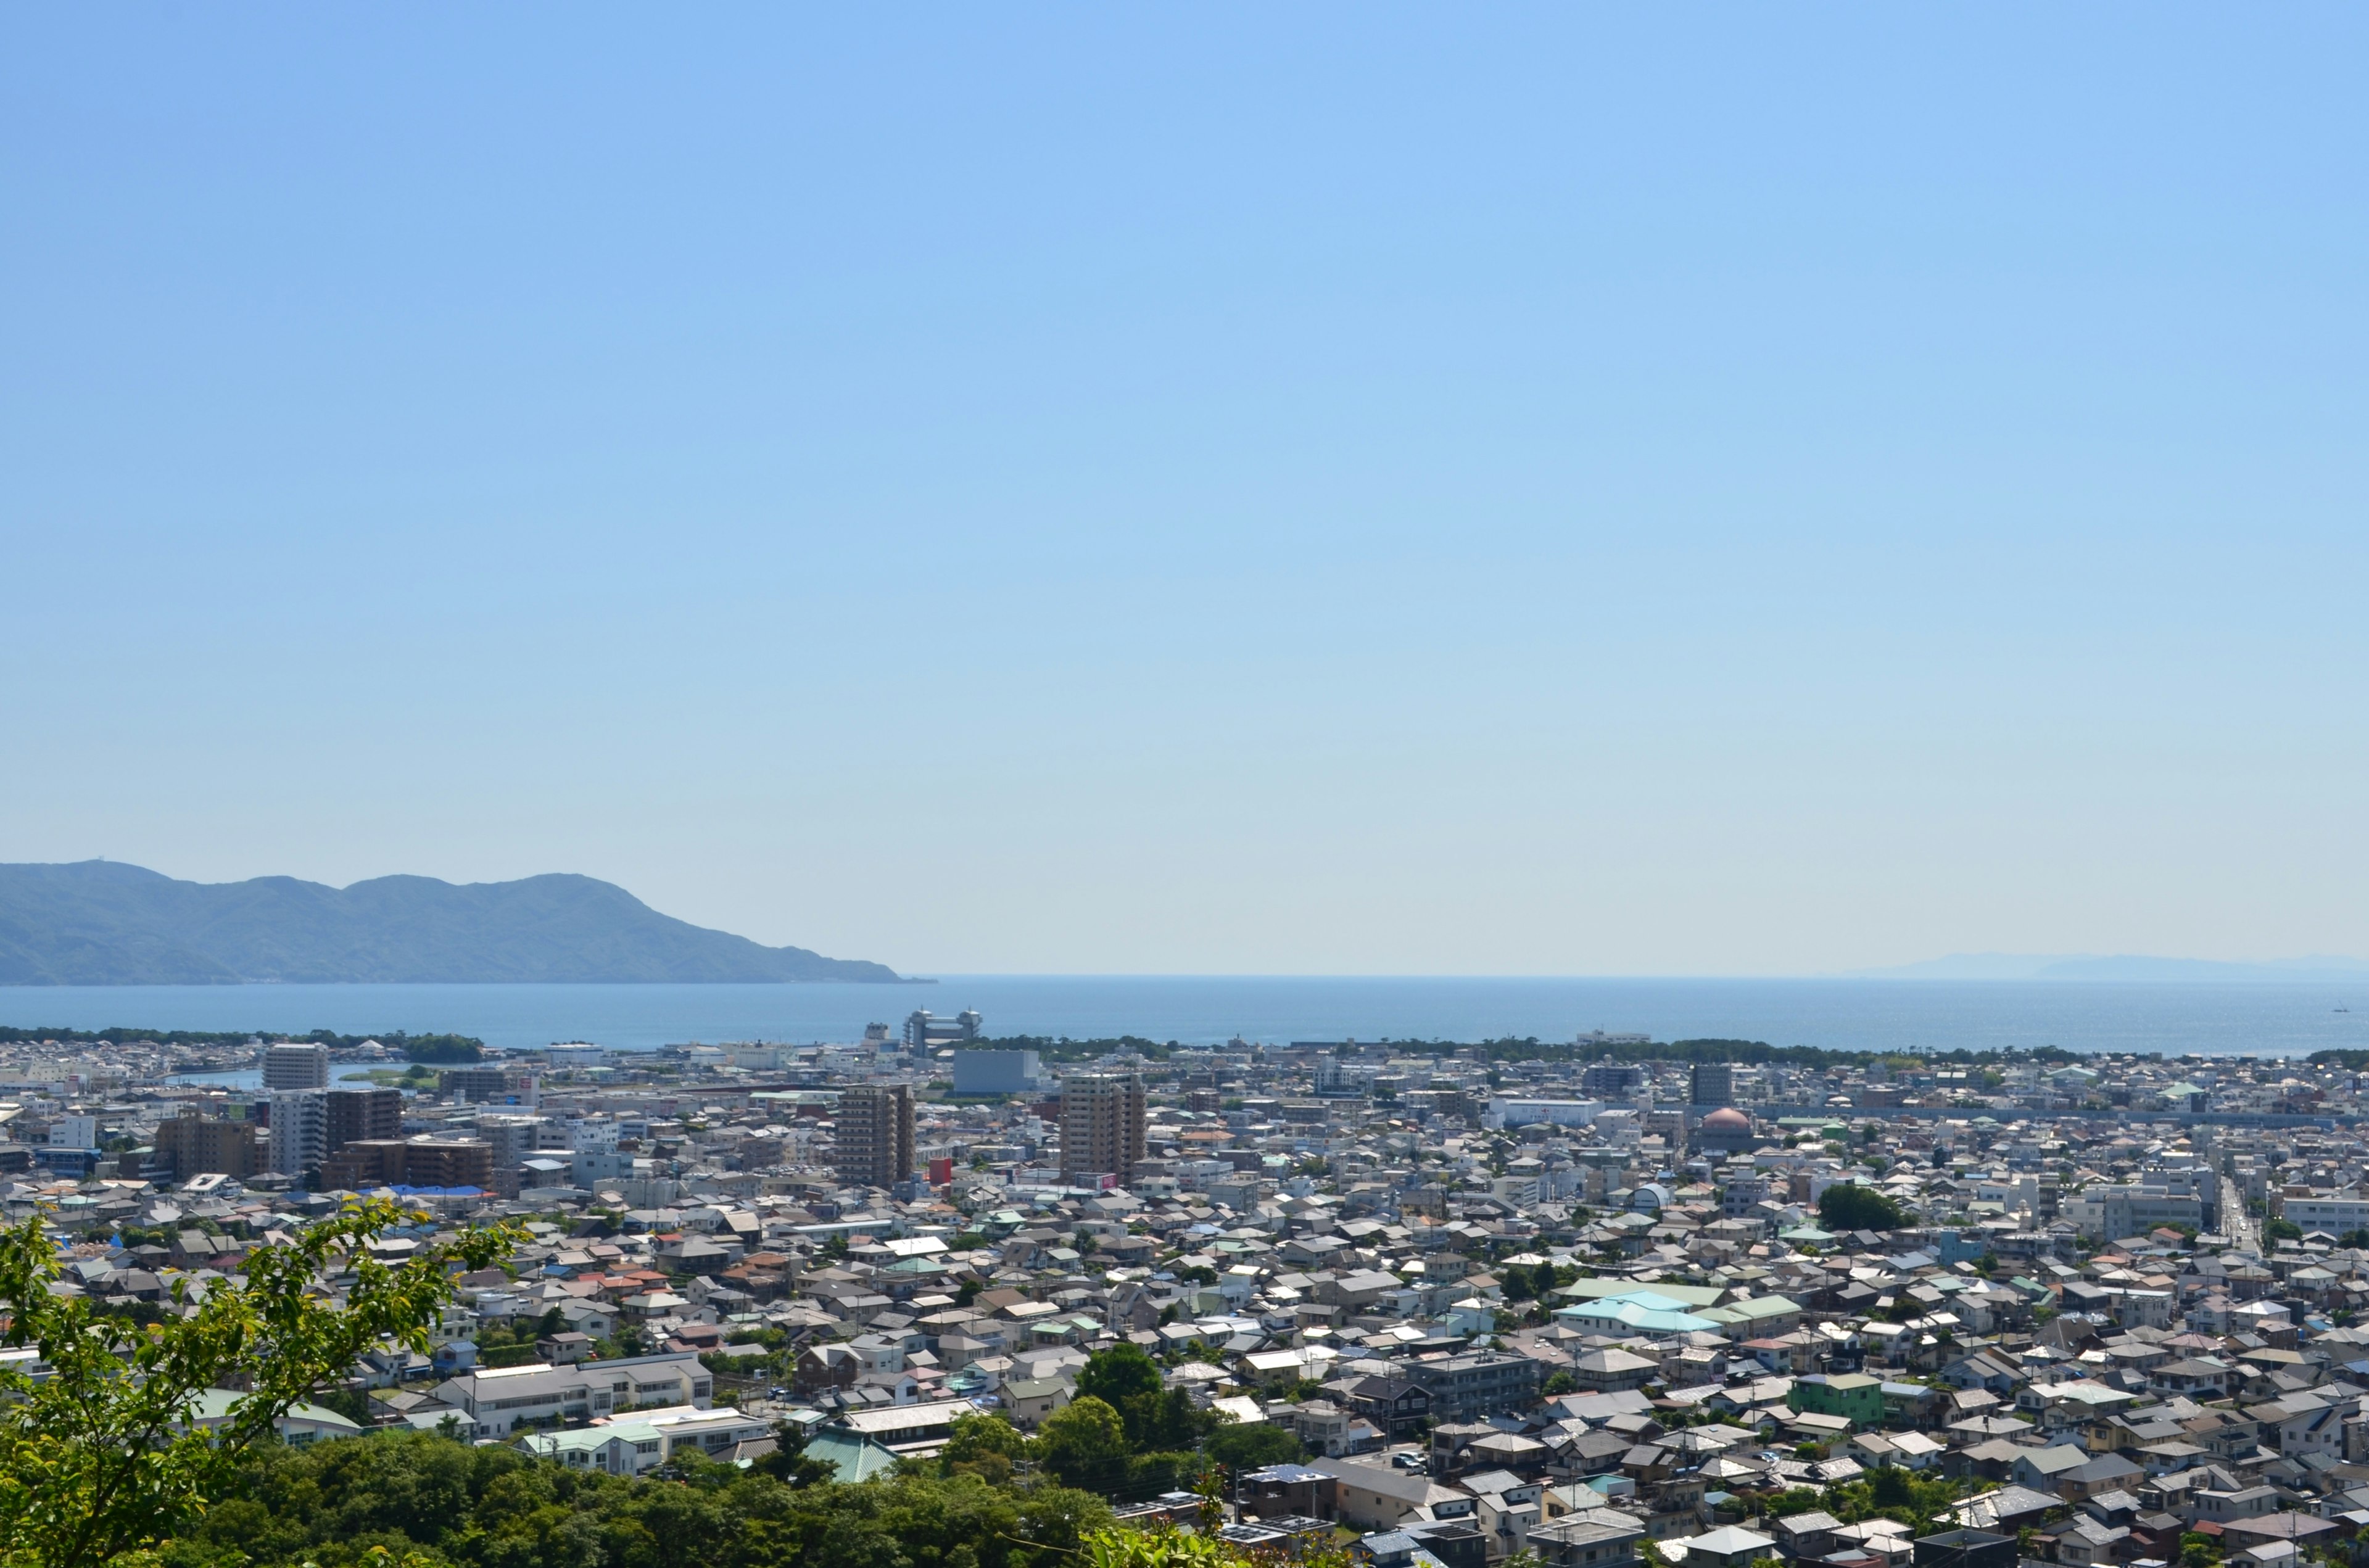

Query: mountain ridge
<box><xmin>0</xmin><ymin>860</ymin><xmax>903</xmax><ymax>984</ymax></box>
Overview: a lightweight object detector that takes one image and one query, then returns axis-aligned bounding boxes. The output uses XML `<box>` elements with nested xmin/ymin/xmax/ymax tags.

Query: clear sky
<box><xmin>4</xmin><ymin>9</ymin><xmax>2365</xmax><ymax>977</ymax></box>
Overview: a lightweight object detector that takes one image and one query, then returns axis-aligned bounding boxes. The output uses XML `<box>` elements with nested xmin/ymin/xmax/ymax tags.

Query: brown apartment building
<box><xmin>1059</xmin><ymin>1073</ymin><xmax>1146</xmax><ymax>1187</ymax></box>
<box><xmin>322</xmin><ymin>1137</ymin><xmax>495</xmax><ymax>1191</ymax></box>
<box><xmin>832</xmin><ymin>1084</ymin><xmax>915</xmax><ymax>1188</ymax></box>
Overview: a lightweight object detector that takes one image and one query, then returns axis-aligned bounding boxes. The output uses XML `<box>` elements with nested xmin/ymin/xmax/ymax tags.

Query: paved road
<box><xmin>2222</xmin><ymin>1175</ymin><xmax>2259</xmax><ymax>1252</ymax></box>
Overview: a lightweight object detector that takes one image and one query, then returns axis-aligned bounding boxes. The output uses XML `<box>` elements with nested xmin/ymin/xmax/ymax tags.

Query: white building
<box><xmin>48</xmin><ymin>1115</ymin><xmax>97</xmax><ymax>1149</ymax></box>
<box><xmin>1484</xmin><ymin>1099</ymin><xmax>1605</xmax><ymax>1131</ymax></box>
<box><xmin>263</xmin><ymin>1042</ymin><xmax>331</xmax><ymax>1091</ymax></box>
<box><xmin>269</xmin><ymin>1091</ymin><xmax>327</xmax><ymax>1176</ymax></box>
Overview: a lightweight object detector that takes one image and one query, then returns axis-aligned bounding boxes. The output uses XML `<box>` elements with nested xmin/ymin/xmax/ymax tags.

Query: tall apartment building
<box><xmin>1059</xmin><ymin>1073</ymin><xmax>1146</xmax><ymax>1187</ymax></box>
<box><xmin>832</xmin><ymin>1084</ymin><xmax>915</xmax><ymax>1188</ymax></box>
<box><xmin>263</xmin><ymin>1042</ymin><xmax>331</xmax><ymax>1091</ymax></box>
<box><xmin>1690</xmin><ymin>1062</ymin><xmax>1735</xmax><ymax>1108</ymax></box>
<box><xmin>325</xmin><ymin>1087</ymin><xmax>404</xmax><ymax>1153</ymax></box>
<box><xmin>269</xmin><ymin>1090</ymin><xmax>328</xmax><ymax>1176</ymax></box>
<box><xmin>155</xmin><ymin>1113</ymin><xmax>267</xmax><ymax>1179</ymax></box>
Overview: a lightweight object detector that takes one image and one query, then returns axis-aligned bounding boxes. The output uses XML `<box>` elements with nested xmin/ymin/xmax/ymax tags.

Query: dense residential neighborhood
<box><xmin>12</xmin><ymin>1023</ymin><xmax>2369</xmax><ymax>1568</ymax></box>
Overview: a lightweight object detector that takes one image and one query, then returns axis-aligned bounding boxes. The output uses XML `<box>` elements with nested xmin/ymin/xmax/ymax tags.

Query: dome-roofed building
<box><xmin>1693</xmin><ymin>1104</ymin><xmax>1760</xmax><ymax>1157</ymax></box>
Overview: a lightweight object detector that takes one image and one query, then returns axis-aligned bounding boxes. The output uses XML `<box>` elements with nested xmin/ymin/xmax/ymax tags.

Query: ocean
<box><xmin>0</xmin><ymin>976</ymin><xmax>2364</xmax><ymax>1060</ymax></box>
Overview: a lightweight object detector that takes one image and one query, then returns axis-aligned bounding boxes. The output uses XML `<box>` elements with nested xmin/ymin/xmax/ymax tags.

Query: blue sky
<box><xmin>4</xmin><ymin>8</ymin><xmax>2365</xmax><ymax>976</ymax></box>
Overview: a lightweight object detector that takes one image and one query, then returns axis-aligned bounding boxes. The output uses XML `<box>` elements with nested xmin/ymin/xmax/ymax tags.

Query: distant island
<box><xmin>0</xmin><ymin>860</ymin><xmax>903</xmax><ymax>985</ymax></box>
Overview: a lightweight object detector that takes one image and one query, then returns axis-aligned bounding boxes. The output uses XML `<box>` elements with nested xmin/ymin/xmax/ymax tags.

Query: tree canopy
<box><xmin>1817</xmin><ymin>1182</ymin><xmax>1909</xmax><ymax>1232</ymax></box>
<box><xmin>0</xmin><ymin>1199</ymin><xmax>514</xmax><ymax>1568</ymax></box>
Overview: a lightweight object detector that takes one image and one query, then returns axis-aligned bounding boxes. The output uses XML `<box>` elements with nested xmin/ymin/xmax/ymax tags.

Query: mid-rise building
<box><xmin>155</xmin><ymin>1113</ymin><xmax>267</xmax><ymax>1179</ymax></box>
<box><xmin>1060</xmin><ymin>1073</ymin><xmax>1146</xmax><ymax>1187</ymax></box>
<box><xmin>440</xmin><ymin>1067</ymin><xmax>539</xmax><ymax>1108</ymax></box>
<box><xmin>951</xmin><ymin>1049</ymin><xmax>1043</xmax><ymax>1096</ymax></box>
<box><xmin>833</xmin><ymin>1084</ymin><xmax>915</xmax><ymax>1188</ymax></box>
<box><xmin>902</xmin><ymin>1010</ymin><xmax>982</xmax><ymax>1050</ymax></box>
<box><xmin>263</xmin><ymin>1042</ymin><xmax>330</xmax><ymax>1091</ymax></box>
<box><xmin>1580</xmin><ymin>1063</ymin><xmax>1645</xmax><ymax>1099</ymax></box>
<box><xmin>322</xmin><ymin>1137</ymin><xmax>495</xmax><ymax>1191</ymax></box>
<box><xmin>325</xmin><ymin>1087</ymin><xmax>403</xmax><ymax>1154</ymax></box>
<box><xmin>1690</xmin><ymin>1062</ymin><xmax>1735</xmax><ymax>1108</ymax></box>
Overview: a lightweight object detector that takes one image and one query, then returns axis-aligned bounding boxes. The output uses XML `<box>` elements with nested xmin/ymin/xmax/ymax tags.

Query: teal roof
<box><xmin>1555</xmin><ymin>1290</ymin><xmax>1719</xmax><ymax>1335</ymax></box>
<box><xmin>805</xmin><ymin>1430</ymin><xmax>900</xmax><ymax>1482</ymax></box>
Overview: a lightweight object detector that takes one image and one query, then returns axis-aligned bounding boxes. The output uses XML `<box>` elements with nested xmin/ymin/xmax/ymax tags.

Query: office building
<box><xmin>1059</xmin><ymin>1073</ymin><xmax>1146</xmax><ymax>1187</ymax></box>
<box><xmin>1690</xmin><ymin>1062</ymin><xmax>1735</xmax><ymax>1108</ymax></box>
<box><xmin>263</xmin><ymin>1042</ymin><xmax>331</xmax><ymax>1091</ymax></box>
<box><xmin>951</xmin><ymin>1049</ymin><xmax>1043</xmax><ymax>1096</ymax></box>
<box><xmin>833</xmin><ymin>1084</ymin><xmax>915</xmax><ymax>1188</ymax></box>
<box><xmin>325</xmin><ymin>1087</ymin><xmax>403</xmax><ymax>1154</ymax></box>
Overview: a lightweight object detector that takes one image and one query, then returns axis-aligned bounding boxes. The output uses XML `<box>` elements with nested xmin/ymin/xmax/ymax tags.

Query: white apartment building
<box><xmin>263</xmin><ymin>1042</ymin><xmax>331</xmax><ymax>1091</ymax></box>
<box><xmin>269</xmin><ymin>1091</ymin><xmax>327</xmax><ymax>1176</ymax></box>
<box><xmin>430</xmin><ymin>1351</ymin><xmax>713</xmax><ymax>1439</ymax></box>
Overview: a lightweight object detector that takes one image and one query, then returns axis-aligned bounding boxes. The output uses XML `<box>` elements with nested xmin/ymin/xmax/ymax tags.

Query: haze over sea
<box><xmin>2</xmin><ymin>978</ymin><xmax>2367</xmax><ymax>1062</ymax></box>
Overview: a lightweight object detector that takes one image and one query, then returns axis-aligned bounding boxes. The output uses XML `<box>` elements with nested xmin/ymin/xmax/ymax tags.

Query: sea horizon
<box><xmin>1</xmin><ymin>974</ymin><xmax>2363</xmax><ymax>1060</ymax></box>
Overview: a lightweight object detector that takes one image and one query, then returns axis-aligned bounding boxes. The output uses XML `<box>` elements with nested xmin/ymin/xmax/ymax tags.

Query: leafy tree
<box><xmin>2265</xmin><ymin>1218</ymin><xmax>2304</xmax><ymax>1243</ymax></box>
<box><xmin>170</xmin><ymin>1430</ymin><xmax>1112</xmax><ymax>1568</ymax></box>
<box><xmin>1074</xmin><ymin>1345</ymin><xmax>1215</xmax><ymax>1453</ymax></box>
<box><xmin>1540</xmin><ymin>1371</ymin><xmax>1577</xmax><ymax>1397</ymax></box>
<box><xmin>1204</xmin><ymin>1424</ymin><xmax>1303</xmax><ymax>1474</ymax></box>
<box><xmin>1036</xmin><ymin>1397</ymin><xmax>1132</xmax><ymax>1493</ymax></box>
<box><xmin>0</xmin><ymin>1198</ymin><xmax>514</xmax><ymax>1568</ymax></box>
<box><xmin>1765</xmin><ymin>1488</ymin><xmax>1825</xmax><ymax>1518</ymax></box>
<box><xmin>1817</xmin><ymin>1183</ymin><xmax>1908</xmax><ymax>1232</ymax></box>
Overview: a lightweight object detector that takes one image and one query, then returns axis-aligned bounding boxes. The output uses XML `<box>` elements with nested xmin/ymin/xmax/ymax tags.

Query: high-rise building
<box><xmin>1059</xmin><ymin>1073</ymin><xmax>1146</xmax><ymax>1187</ymax></box>
<box><xmin>268</xmin><ymin>1089</ymin><xmax>328</xmax><ymax>1175</ymax></box>
<box><xmin>263</xmin><ymin>1042</ymin><xmax>330</xmax><ymax>1091</ymax></box>
<box><xmin>1690</xmin><ymin>1062</ymin><xmax>1735</xmax><ymax>1108</ymax></box>
<box><xmin>325</xmin><ymin>1087</ymin><xmax>403</xmax><ymax>1155</ymax></box>
<box><xmin>833</xmin><ymin>1084</ymin><xmax>915</xmax><ymax>1188</ymax></box>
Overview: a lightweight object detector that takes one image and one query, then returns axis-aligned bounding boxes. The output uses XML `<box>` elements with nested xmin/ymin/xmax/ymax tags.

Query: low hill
<box><xmin>0</xmin><ymin>861</ymin><xmax>902</xmax><ymax>984</ymax></box>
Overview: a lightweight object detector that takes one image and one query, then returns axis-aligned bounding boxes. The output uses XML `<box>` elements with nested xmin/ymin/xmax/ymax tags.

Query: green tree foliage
<box><xmin>1540</xmin><ymin>1371</ymin><xmax>1577</xmax><ymax>1398</ymax></box>
<box><xmin>1764</xmin><ymin>1488</ymin><xmax>1825</xmax><ymax>1518</ymax></box>
<box><xmin>1034</xmin><ymin>1398</ymin><xmax>1134</xmax><ymax>1493</ymax></box>
<box><xmin>2264</xmin><ymin>1218</ymin><xmax>2304</xmax><ymax>1242</ymax></box>
<box><xmin>162</xmin><ymin>1432</ymin><xmax>1112</xmax><ymax>1568</ymax></box>
<box><xmin>0</xmin><ymin>1199</ymin><xmax>515</xmax><ymax>1568</ymax></box>
<box><xmin>1202</xmin><ymin>1424</ymin><xmax>1302</xmax><ymax>1475</ymax></box>
<box><xmin>1817</xmin><ymin>1183</ymin><xmax>1909</xmax><ymax>1232</ymax></box>
<box><xmin>1074</xmin><ymin>1346</ymin><xmax>1217</xmax><ymax>1455</ymax></box>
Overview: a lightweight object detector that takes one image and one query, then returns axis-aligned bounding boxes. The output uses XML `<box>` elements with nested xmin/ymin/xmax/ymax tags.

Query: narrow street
<box><xmin>2222</xmin><ymin>1175</ymin><xmax>2259</xmax><ymax>1252</ymax></box>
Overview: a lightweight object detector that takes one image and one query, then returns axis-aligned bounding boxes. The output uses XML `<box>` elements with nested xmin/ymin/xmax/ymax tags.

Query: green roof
<box><xmin>805</xmin><ymin>1430</ymin><xmax>900</xmax><ymax>1482</ymax></box>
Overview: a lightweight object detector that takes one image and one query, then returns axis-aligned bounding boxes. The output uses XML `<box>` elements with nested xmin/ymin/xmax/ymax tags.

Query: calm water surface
<box><xmin>2</xmin><ymin>976</ymin><xmax>2365</xmax><ymax>1058</ymax></box>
